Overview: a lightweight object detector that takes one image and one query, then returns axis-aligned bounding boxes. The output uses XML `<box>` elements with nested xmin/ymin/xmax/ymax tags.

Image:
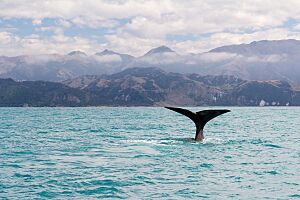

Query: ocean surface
<box><xmin>0</xmin><ymin>107</ymin><xmax>299</xmax><ymax>199</ymax></box>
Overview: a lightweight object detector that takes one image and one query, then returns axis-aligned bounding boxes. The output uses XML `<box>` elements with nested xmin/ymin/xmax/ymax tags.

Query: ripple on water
<box><xmin>0</xmin><ymin>107</ymin><xmax>299</xmax><ymax>199</ymax></box>
<box><xmin>253</xmin><ymin>170</ymin><xmax>279</xmax><ymax>175</ymax></box>
<box><xmin>199</xmin><ymin>163</ymin><xmax>214</xmax><ymax>168</ymax></box>
<box><xmin>263</xmin><ymin>143</ymin><xmax>283</xmax><ymax>148</ymax></box>
<box><xmin>289</xmin><ymin>194</ymin><xmax>300</xmax><ymax>198</ymax></box>
<box><xmin>76</xmin><ymin>186</ymin><xmax>127</xmax><ymax>198</ymax></box>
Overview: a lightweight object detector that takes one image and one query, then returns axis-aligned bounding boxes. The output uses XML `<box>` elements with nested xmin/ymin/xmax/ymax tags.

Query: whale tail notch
<box><xmin>165</xmin><ymin>107</ymin><xmax>230</xmax><ymax>141</ymax></box>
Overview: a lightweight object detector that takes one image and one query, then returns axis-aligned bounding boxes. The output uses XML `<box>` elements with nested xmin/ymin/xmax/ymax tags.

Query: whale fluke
<box><xmin>165</xmin><ymin>107</ymin><xmax>230</xmax><ymax>141</ymax></box>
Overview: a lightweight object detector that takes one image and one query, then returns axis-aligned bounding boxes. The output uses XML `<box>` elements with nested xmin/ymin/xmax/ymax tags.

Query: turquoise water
<box><xmin>0</xmin><ymin>107</ymin><xmax>299</xmax><ymax>199</ymax></box>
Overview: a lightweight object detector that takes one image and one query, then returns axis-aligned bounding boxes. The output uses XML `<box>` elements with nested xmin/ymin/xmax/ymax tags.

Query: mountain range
<box><xmin>1</xmin><ymin>67</ymin><xmax>299</xmax><ymax>106</ymax></box>
<box><xmin>1</xmin><ymin>39</ymin><xmax>300</xmax><ymax>85</ymax></box>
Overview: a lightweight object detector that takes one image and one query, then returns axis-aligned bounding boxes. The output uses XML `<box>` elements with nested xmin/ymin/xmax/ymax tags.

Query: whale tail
<box><xmin>165</xmin><ymin>107</ymin><xmax>230</xmax><ymax>141</ymax></box>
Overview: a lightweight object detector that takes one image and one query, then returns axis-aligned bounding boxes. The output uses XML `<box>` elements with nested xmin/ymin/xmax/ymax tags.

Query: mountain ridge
<box><xmin>144</xmin><ymin>45</ymin><xmax>176</xmax><ymax>56</ymax></box>
<box><xmin>1</xmin><ymin>67</ymin><xmax>299</xmax><ymax>106</ymax></box>
<box><xmin>1</xmin><ymin>39</ymin><xmax>300</xmax><ymax>85</ymax></box>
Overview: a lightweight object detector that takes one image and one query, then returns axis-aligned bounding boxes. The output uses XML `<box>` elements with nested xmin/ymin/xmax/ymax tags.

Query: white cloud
<box><xmin>23</xmin><ymin>54</ymin><xmax>63</xmax><ymax>65</ymax></box>
<box><xmin>93</xmin><ymin>54</ymin><xmax>122</xmax><ymax>63</ymax></box>
<box><xmin>293</xmin><ymin>23</ymin><xmax>300</xmax><ymax>31</ymax></box>
<box><xmin>246</xmin><ymin>54</ymin><xmax>287</xmax><ymax>63</ymax></box>
<box><xmin>0</xmin><ymin>31</ymin><xmax>100</xmax><ymax>56</ymax></box>
<box><xmin>196</xmin><ymin>52</ymin><xmax>240</xmax><ymax>63</ymax></box>
<box><xmin>32</xmin><ymin>19</ymin><xmax>42</xmax><ymax>25</ymax></box>
<box><xmin>71</xmin><ymin>17</ymin><xmax>119</xmax><ymax>29</ymax></box>
<box><xmin>1</xmin><ymin>0</ymin><xmax>300</xmax><ymax>32</ymax></box>
<box><xmin>56</xmin><ymin>19</ymin><xmax>72</xmax><ymax>28</ymax></box>
<box><xmin>36</xmin><ymin>26</ymin><xmax>64</xmax><ymax>35</ymax></box>
<box><xmin>2</xmin><ymin>0</ymin><xmax>300</xmax><ymax>55</ymax></box>
<box><xmin>104</xmin><ymin>32</ymin><xmax>166</xmax><ymax>56</ymax></box>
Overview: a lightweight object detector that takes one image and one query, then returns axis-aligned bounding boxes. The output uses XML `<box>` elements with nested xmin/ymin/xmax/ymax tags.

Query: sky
<box><xmin>1</xmin><ymin>0</ymin><xmax>300</xmax><ymax>56</ymax></box>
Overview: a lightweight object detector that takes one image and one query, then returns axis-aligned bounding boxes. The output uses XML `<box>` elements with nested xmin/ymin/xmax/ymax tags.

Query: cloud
<box><xmin>71</xmin><ymin>17</ymin><xmax>119</xmax><ymax>29</ymax></box>
<box><xmin>196</xmin><ymin>52</ymin><xmax>240</xmax><ymax>63</ymax></box>
<box><xmin>35</xmin><ymin>26</ymin><xmax>64</xmax><ymax>35</ymax></box>
<box><xmin>104</xmin><ymin>32</ymin><xmax>166</xmax><ymax>56</ymax></box>
<box><xmin>2</xmin><ymin>0</ymin><xmax>300</xmax><ymax>32</ymax></box>
<box><xmin>245</xmin><ymin>54</ymin><xmax>287</xmax><ymax>63</ymax></box>
<box><xmin>93</xmin><ymin>54</ymin><xmax>122</xmax><ymax>63</ymax></box>
<box><xmin>23</xmin><ymin>54</ymin><xmax>63</xmax><ymax>65</ymax></box>
<box><xmin>0</xmin><ymin>31</ymin><xmax>100</xmax><ymax>56</ymax></box>
<box><xmin>2</xmin><ymin>0</ymin><xmax>300</xmax><ymax>56</ymax></box>
<box><xmin>56</xmin><ymin>19</ymin><xmax>72</xmax><ymax>28</ymax></box>
<box><xmin>138</xmin><ymin>52</ymin><xmax>184</xmax><ymax>64</ymax></box>
<box><xmin>0</xmin><ymin>0</ymin><xmax>174</xmax><ymax>20</ymax></box>
<box><xmin>32</xmin><ymin>19</ymin><xmax>42</xmax><ymax>25</ymax></box>
<box><xmin>102</xmin><ymin>27</ymin><xmax>300</xmax><ymax>56</ymax></box>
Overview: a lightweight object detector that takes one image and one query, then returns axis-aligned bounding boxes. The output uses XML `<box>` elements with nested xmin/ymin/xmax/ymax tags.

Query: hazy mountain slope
<box><xmin>210</xmin><ymin>39</ymin><xmax>300</xmax><ymax>55</ymax></box>
<box><xmin>204</xmin><ymin>39</ymin><xmax>300</xmax><ymax>83</ymax></box>
<box><xmin>1</xmin><ymin>39</ymin><xmax>300</xmax><ymax>84</ymax></box>
<box><xmin>0</xmin><ymin>50</ymin><xmax>135</xmax><ymax>82</ymax></box>
<box><xmin>126</xmin><ymin>40</ymin><xmax>300</xmax><ymax>84</ymax></box>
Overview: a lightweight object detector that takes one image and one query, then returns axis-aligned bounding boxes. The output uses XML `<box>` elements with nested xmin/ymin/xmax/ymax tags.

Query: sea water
<box><xmin>0</xmin><ymin>107</ymin><xmax>299</xmax><ymax>199</ymax></box>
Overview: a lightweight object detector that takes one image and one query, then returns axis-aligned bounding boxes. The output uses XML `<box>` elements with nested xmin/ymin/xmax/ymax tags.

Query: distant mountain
<box><xmin>0</xmin><ymin>78</ymin><xmax>89</xmax><ymax>106</ymax></box>
<box><xmin>126</xmin><ymin>45</ymin><xmax>185</xmax><ymax>71</ymax></box>
<box><xmin>0</xmin><ymin>50</ymin><xmax>134</xmax><ymax>81</ymax></box>
<box><xmin>67</xmin><ymin>51</ymin><xmax>87</xmax><ymax>56</ymax></box>
<box><xmin>62</xmin><ymin>67</ymin><xmax>300</xmax><ymax>106</ymax></box>
<box><xmin>201</xmin><ymin>40</ymin><xmax>300</xmax><ymax>84</ymax></box>
<box><xmin>95</xmin><ymin>49</ymin><xmax>134</xmax><ymax>64</ymax></box>
<box><xmin>1</xmin><ymin>67</ymin><xmax>299</xmax><ymax>106</ymax></box>
<box><xmin>1</xmin><ymin>40</ymin><xmax>300</xmax><ymax>84</ymax></box>
<box><xmin>144</xmin><ymin>45</ymin><xmax>175</xmax><ymax>56</ymax></box>
<box><xmin>210</xmin><ymin>39</ymin><xmax>300</xmax><ymax>55</ymax></box>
